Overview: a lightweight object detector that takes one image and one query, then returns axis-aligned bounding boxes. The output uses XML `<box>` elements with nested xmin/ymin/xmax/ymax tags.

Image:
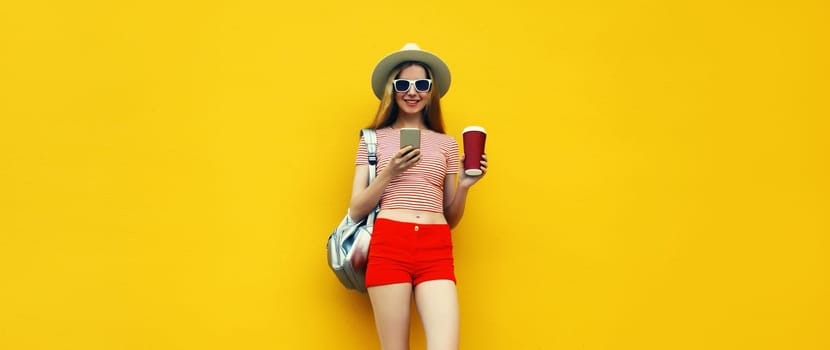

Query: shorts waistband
<box><xmin>374</xmin><ymin>218</ymin><xmax>449</xmax><ymax>229</ymax></box>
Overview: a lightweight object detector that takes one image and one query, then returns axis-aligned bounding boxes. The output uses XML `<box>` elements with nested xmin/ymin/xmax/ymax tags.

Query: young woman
<box><xmin>347</xmin><ymin>43</ymin><xmax>488</xmax><ymax>350</ymax></box>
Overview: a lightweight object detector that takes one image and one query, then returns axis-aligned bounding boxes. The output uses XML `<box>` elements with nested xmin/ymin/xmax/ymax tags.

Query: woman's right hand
<box><xmin>386</xmin><ymin>146</ymin><xmax>421</xmax><ymax>177</ymax></box>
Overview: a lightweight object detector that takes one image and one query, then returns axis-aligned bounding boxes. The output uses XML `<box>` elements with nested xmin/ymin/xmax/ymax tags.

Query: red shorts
<box><xmin>365</xmin><ymin>218</ymin><xmax>456</xmax><ymax>288</ymax></box>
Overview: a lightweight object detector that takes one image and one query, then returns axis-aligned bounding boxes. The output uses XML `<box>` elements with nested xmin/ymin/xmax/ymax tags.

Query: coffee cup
<box><xmin>462</xmin><ymin>126</ymin><xmax>487</xmax><ymax>176</ymax></box>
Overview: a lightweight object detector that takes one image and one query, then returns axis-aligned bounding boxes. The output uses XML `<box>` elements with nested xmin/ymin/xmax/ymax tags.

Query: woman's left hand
<box><xmin>459</xmin><ymin>154</ymin><xmax>488</xmax><ymax>188</ymax></box>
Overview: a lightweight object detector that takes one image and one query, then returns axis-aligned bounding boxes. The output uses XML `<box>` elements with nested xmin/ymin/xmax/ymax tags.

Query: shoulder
<box><xmin>424</xmin><ymin>129</ymin><xmax>458</xmax><ymax>147</ymax></box>
<box><xmin>374</xmin><ymin>127</ymin><xmax>394</xmax><ymax>133</ymax></box>
<box><xmin>371</xmin><ymin>127</ymin><xmax>396</xmax><ymax>138</ymax></box>
<box><xmin>359</xmin><ymin>127</ymin><xmax>395</xmax><ymax>141</ymax></box>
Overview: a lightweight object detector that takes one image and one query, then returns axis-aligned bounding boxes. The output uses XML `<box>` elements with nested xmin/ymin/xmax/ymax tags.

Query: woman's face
<box><xmin>394</xmin><ymin>64</ymin><xmax>431</xmax><ymax>116</ymax></box>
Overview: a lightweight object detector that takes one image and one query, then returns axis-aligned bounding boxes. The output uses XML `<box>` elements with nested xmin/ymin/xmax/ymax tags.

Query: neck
<box><xmin>393</xmin><ymin>113</ymin><xmax>425</xmax><ymax>129</ymax></box>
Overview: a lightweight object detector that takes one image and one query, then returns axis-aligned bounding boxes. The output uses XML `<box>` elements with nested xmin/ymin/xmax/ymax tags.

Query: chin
<box><xmin>398</xmin><ymin>105</ymin><xmax>424</xmax><ymax>115</ymax></box>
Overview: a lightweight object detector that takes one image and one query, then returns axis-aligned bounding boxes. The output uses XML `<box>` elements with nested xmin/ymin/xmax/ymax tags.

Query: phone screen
<box><xmin>400</xmin><ymin>128</ymin><xmax>420</xmax><ymax>149</ymax></box>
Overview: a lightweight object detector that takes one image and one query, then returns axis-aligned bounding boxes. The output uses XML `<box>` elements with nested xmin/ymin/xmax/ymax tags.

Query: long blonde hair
<box><xmin>368</xmin><ymin>62</ymin><xmax>445</xmax><ymax>133</ymax></box>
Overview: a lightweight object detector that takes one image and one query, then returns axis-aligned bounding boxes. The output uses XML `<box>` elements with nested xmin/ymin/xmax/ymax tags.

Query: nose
<box><xmin>405</xmin><ymin>83</ymin><xmax>418</xmax><ymax>95</ymax></box>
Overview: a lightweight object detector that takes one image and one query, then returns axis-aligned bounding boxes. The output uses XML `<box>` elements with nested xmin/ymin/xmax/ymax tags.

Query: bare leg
<box><xmin>414</xmin><ymin>280</ymin><xmax>459</xmax><ymax>350</ymax></box>
<box><xmin>368</xmin><ymin>283</ymin><xmax>413</xmax><ymax>350</ymax></box>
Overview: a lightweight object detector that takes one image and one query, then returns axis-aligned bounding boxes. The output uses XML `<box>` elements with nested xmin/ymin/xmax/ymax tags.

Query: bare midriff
<box><xmin>376</xmin><ymin>209</ymin><xmax>448</xmax><ymax>225</ymax></box>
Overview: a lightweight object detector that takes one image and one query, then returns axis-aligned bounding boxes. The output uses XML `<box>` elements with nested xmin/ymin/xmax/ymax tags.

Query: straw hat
<box><xmin>371</xmin><ymin>43</ymin><xmax>451</xmax><ymax>100</ymax></box>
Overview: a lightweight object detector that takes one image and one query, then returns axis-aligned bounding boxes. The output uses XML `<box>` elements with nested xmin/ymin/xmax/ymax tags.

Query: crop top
<box><xmin>356</xmin><ymin>127</ymin><xmax>460</xmax><ymax>213</ymax></box>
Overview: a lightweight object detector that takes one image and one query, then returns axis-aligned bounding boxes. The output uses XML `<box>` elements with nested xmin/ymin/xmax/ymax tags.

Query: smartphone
<box><xmin>400</xmin><ymin>128</ymin><xmax>420</xmax><ymax>150</ymax></box>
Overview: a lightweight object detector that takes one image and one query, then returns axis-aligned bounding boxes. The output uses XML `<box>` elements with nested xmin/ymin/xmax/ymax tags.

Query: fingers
<box><xmin>400</xmin><ymin>147</ymin><xmax>420</xmax><ymax>162</ymax></box>
<box><xmin>409</xmin><ymin>153</ymin><xmax>422</xmax><ymax>165</ymax></box>
<box><xmin>397</xmin><ymin>145</ymin><xmax>414</xmax><ymax>157</ymax></box>
<box><xmin>478</xmin><ymin>154</ymin><xmax>488</xmax><ymax>175</ymax></box>
<box><xmin>393</xmin><ymin>146</ymin><xmax>421</xmax><ymax>172</ymax></box>
<box><xmin>458</xmin><ymin>153</ymin><xmax>489</xmax><ymax>178</ymax></box>
<box><xmin>401</xmin><ymin>147</ymin><xmax>419</xmax><ymax>160</ymax></box>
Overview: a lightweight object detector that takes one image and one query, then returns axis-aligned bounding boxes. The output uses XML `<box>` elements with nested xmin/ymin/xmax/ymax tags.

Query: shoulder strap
<box><xmin>360</xmin><ymin>129</ymin><xmax>379</xmax><ymax>226</ymax></box>
<box><xmin>361</xmin><ymin>128</ymin><xmax>378</xmax><ymax>182</ymax></box>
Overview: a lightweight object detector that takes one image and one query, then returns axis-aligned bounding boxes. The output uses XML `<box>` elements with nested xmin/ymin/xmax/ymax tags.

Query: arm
<box><xmin>443</xmin><ymin>173</ymin><xmax>466</xmax><ymax>229</ymax></box>
<box><xmin>348</xmin><ymin>146</ymin><xmax>422</xmax><ymax>222</ymax></box>
<box><xmin>443</xmin><ymin>154</ymin><xmax>488</xmax><ymax>229</ymax></box>
<box><xmin>348</xmin><ymin>164</ymin><xmax>393</xmax><ymax>222</ymax></box>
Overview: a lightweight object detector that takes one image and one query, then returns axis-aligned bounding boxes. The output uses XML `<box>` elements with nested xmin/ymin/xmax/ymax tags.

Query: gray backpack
<box><xmin>326</xmin><ymin>129</ymin><xmax>378</xmax><ymax>292</ymax></box>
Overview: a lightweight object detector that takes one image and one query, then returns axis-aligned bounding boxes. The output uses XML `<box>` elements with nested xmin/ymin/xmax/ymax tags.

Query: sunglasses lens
<box><xmin>414</xmin><ymin>80</ymin><xmax>431</xmax><ymax>92</ymax></box>
<box><xmin>394</xmin><ymin>80</ymin><xmax>410</xmax><ymax>92</ymax></box>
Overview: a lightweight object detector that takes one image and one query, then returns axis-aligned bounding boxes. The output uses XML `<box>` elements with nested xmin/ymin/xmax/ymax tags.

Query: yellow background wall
<box><xmin>1</xmin><ymin>1</ymin><xmax>827</xmax><ymax>349</ymax></box>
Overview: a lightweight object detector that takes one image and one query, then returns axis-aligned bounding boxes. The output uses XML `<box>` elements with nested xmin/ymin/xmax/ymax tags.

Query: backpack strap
<box><xmin>361</xmin><ymin>129</ymin><xmax>379</xmax><ymax>227</ymax></box>
<box><xmin>361</xmin><ymin>128</ymin><xmax>378</xmax><ymax>181</ymax></box>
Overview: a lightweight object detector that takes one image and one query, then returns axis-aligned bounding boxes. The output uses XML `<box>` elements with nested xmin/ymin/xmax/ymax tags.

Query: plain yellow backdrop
<box><xmin>1</xmin><ymin>1</ymin><xmax>828</xmax><ymax>349</ymax></box>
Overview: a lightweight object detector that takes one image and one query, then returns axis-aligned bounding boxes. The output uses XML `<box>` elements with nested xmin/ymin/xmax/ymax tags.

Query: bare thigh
<box><xmin>415</xmin><ymin>280</ymin><xmax>459</xmax><ymax>350</ymax></box>
<box><xmin>368</xmin><ymin>283</ymin><xmax>413</xmax><ymax>350</ymax></box>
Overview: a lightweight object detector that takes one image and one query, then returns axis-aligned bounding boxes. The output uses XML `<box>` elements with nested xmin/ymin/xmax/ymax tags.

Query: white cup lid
<box><xmin>462</xmin><ymin>126</ymin><xmax>486</xmax><ymax>134</ymax></box>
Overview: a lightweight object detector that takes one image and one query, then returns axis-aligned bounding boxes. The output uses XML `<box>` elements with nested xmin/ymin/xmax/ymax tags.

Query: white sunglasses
<box><xmin>393</xmin><ymin>79</ymin><xmax>432</xmax><ymax>93</ymax></box>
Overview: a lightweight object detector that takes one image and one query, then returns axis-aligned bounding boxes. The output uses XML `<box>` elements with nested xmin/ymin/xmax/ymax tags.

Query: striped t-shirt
<box><xmin>356</xmin><ymin>127</ymin><xmax>460</xmax><ymax>213</ymax></box>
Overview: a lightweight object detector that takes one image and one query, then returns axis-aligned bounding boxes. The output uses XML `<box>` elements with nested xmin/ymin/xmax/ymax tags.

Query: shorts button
<box><xmin>414</xmin><ymin>225</ymin><xmax>420</xmax><ymax>231</ymax></box>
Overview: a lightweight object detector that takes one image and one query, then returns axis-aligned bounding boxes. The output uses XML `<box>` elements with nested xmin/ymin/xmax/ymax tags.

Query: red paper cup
<box><xmin>462</xmin><ymin>126</ymin><xmax>486</xmax><ymax>176</ymax></box>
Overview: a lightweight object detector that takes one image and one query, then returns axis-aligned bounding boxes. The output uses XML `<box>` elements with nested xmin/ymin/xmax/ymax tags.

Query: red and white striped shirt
<box><xmin>356</xmin><ymin>127</ymin><xmax>460</xmax><ymax>213</ymax></box>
